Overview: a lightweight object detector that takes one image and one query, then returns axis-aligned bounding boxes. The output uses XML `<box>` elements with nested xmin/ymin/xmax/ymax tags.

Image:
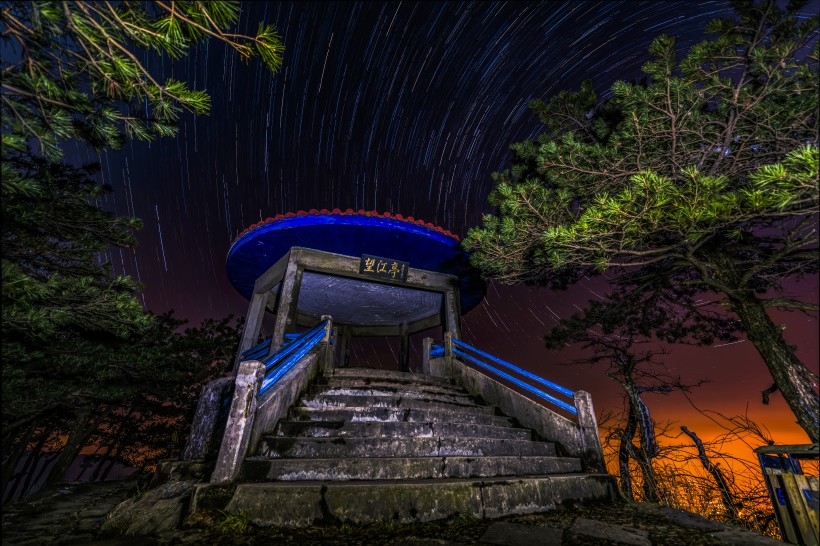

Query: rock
<box><xmin>99</xmin><ymin>480</ymin><xmax>197</xmax><ymax>537</ymax></box>
<box><xmin>480</xmin><ymin>522</ymin><xmax>563</xmax><ymax>545</ymax></box>
<box><xmin>635</xmin><ymin>504</ymin><xmax>728</xmax><ymax>532</ymax></box>
<box><xmin>569</xmin><ymin>517</ymin><xmax>651</xmax><ymax>546</ymax></box>
<box><xmin>708</xmin><ymin>529</ymin><xmax>784</xmax><ymax>545</ymax></box>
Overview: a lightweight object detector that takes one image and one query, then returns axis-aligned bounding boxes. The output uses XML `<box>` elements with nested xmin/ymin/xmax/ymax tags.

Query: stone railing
<box><xmin>424</xmin><ymin>332</ymin><xmax>605</xmax><ymax>472</ymax></box>
<box><xmin>209</xmin><ymin>317</ymin><xmax>334</xmax><ymax>484</ymax></box>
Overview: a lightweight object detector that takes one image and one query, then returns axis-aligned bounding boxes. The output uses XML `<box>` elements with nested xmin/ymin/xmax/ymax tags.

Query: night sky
<box><xmin>67</xmin><ymin>1</ymin><xmax>818</xmax><ymax>448</ymax></box>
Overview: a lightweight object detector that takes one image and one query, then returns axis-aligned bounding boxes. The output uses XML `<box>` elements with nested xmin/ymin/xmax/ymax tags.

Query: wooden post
<box><xmin>271</xmin><ymin>252</ymin><xmax>303</xmax><ymax>354</ymax></box>
<box><xmin>399</xmin><ymin>322</ymin><xmax>410</xmax><ymax>372</ymax></box>
<box><xmin>233</xmin><ymin>290</ymin><xmax>270</xmax><ymax>374</ymax></box>
<box><xmin>421</xmin><ymin>337</ymin><xmax>432</xmax><ymax>375</ymax></box>
<box><xmin>574</xmin><ymin>390</ymin><xmax>605</xmax><ymax>473</ymax></box>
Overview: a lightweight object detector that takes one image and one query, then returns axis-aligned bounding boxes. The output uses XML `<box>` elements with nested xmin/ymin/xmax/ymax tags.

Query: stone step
<box><xmin>192</xmin><ymin>474</ymin><xmax>619</xmax><ymax>527</ymax></box>
<box><xmin>288</xmin><ymin>406</ymin><xmax>514</xmax><ymax>428</ymax></box>
<box><xmin>273</xmin><ymin>420</ymin><xmax>532</xmax><ymax>440</ymax></box>
<box><xmin>322</xmin><ymin>377</ymin><xmax>468</xmax><ymax>396</ymax></box>
<box><xmin>329</xmin><ymin>367</ymin><xmax>454</xmax><ymax>387</ymax></box>
<box><xmin>299</xmin><ymin>394</ymin><xmax>496</xmax><ymax>415</ymax></box>
<box><xmin>241</xmin><ymin>455</ymin><xmax>581</xmax><ymax>482</ymax></box>
<box><xmin>258</xmin><ymin>436</ymin><xmax>556</xmax><ymax>458</ymax></box>
<box><xmin>309</xmin><ymin>386</ymin><xmax>477</xmax><ymax>406</ymax></box>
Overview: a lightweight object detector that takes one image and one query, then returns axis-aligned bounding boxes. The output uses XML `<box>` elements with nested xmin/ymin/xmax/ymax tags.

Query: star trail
<box><xmin>65</xmin><ymin>1</ymin><xmax>817</xmax><ymax>444</ymax></box>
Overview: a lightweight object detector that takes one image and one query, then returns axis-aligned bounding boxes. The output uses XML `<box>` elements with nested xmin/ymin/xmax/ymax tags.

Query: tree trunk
<box><xmin>623</xmin><ymin>379</ymin><xmax>660</xmax><ymax>503</ymax></box>
<box><xmin>618</xmin><ymin>409</ymin><xmax>638</xmax><ymax>501</ymax></box>
<box><xmin>1</xmin><ymin>422</ymin><xmax>36</xmax><ymax>497</ymax></box>
<box><xmin>43</xmin><ymin>406</ymin><xmax>95</xmax><ymax>489</ymax></box>
<box><xmin>12</xmin><ymin>428</ymin><xmax>50</xmax><ymax>501</ymax></box>
<box><xmin>681</xmin><ymin>426</ymin><xmax>740</xmax><ymax>521</ymax></box>
<box><xmin>728</xmin><ymin>291</ymin><xmax>819</xmax><ymax>443</ymax></box>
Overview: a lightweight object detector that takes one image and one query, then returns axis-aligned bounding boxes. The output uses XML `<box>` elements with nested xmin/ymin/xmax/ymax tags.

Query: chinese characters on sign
<box><xmin>359</xmin><ymin>254</ymin><xmax>409</xmax><ymax>281</ymax></box>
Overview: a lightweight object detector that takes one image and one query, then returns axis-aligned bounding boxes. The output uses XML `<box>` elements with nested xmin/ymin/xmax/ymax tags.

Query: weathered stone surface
<box><xmin>324</xmin><ymin>377</ymin><xmax>466</xmax><ymax>396</ymax></box>
<box><xmin>301</xmin><ymin>393</ymin><xmax>496</xmax><ymax>414</ymax></box>
<box><xmin>193</xmin><ymin>476</ymin><xmax>615</xmax><ymax>527</ymax></box>
<box><xmin>98</xmin><ymin>480</ymin><xmax>196</xmax><ymax>537</ymax></box>
<box><xmin>247</xmin><ymin>350</ymin><xmax>322</xmax><ymax>455</ymax></box>
<box><xmin>570</xmin><ymin>517</ymin><xmax>651</xmax><ymax>546</ymax></box>
<box><xmin>274</xmin><ymin>419</ymin><xmax>532</xmax><ymax>440</ymax></box>
<box><xmin>210</xmin><ymin>360</ymin><xmax>266</xmax><ymax>484</ymax></box>
<box><xmin>708</xmin><ymin>530</ymin><xmax>785</xmax><ymax>545</ymax></box>
<box><xmin>446</xmin><ymin>358</ymin><xmax>589</xmax><ymax>464</ymax></box>
<box><xmin>288</xmin><ymin>405</ymin><xmax>515</xmax><ymax>427</ymax></box>
<box><xmin>324</xmin><ymin>480</ymin><xmax>484</xmax><ymax>524</ymax></box>
<box><xmin>241</xmin><ymin>455</ymin><xmax>580</xmax><ymax>482</ymax></box>
<box><xmin>635</xmin><ymin>503</ymin><xmax>728</xmax><ymax>532</ymax></box>
<box><xmin>259</xmin><ymin>435</ymin><xmax>556</xmax><ymax>459</ymax></box>
<box><xmin>4</xmin><ymin>477</ymin><xmax>788</xmax><ymax>546</ymax></box>
<box><xmin>182</xmin><ymin>376</ymin><xmax>234</xmax><ymax>461</ymax></box>
<box><xmin>226</xmin><ymin>483</ymin><xmax>324</xmax><ymax>527</ymax></box>
<box><xmin>330</xmin><ymin>367</ymin><xmax>455</xmax><ymax>386</ymax></box>
<box><xmin>480</xmin><ymin>522</ymin><xmax>563</xmax><ymax>546</ymax></box>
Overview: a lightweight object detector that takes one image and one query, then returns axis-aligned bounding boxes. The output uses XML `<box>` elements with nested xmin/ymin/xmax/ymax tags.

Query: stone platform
<box><xmin>0</xmin><ymin>480</ymin><xmax>783</xmax><ymax>545</ymax></box>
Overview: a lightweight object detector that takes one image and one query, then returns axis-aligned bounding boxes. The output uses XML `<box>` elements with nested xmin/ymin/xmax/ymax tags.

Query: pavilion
<box><xmin>226</xmin><ymin>209</ymin><xmax>486</xmax><ymax>372</ymax></box>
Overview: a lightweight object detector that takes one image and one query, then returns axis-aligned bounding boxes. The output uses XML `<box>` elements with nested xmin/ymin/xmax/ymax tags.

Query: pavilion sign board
<box><xmin>359</xmin><ymin>254</ymin><xmax>409</xmax><ymax>282</ymax></box>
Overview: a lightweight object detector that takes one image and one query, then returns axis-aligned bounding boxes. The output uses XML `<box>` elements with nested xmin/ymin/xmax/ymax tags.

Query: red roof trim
<box><xmin>235</xmin><ymin>210</ymin><xmax>461</xmax><ymax>243</ymax></box>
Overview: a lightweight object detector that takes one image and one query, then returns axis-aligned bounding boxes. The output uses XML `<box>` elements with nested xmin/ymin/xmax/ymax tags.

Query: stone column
<box><xmin>321</xmin><ymin>315</ymin><xmax>335</xmax><ymax>373</ymax></box>
<box><xmin>233</xmin><ymin>290</ymin><xmax>270</xmax><ymax>373</ymax></box>
<box><xmin>574</xmin><ymin>390</ymin><xmax>605</xmax><ymax>473</ymax></box>
<box><xmin>421</xmin><ymin>337</ymin><xmax>432</xmax><ymax>375</ymax></box>
<box><xmin>443</xmin><ymin>331</ymin><xmax>454</xmax><ymax>380</ymax></box>
<box><xmin>211</xmin><ymin>361</ymin><xmax>266</xmax><ymax>484</ymax></box>
<box><xmin>271</xmin><ymin>253</ymin><xmax>303</xmax><ymax>354</ymax></box>
<box><xmin>337</xmin><ymin>326</ymin><xmax>352</xmax><ymax>368</ymax></box>
<box><xmin>399</xmin><ymin>322</ymin><xmax>410</xmax><ymax>372</ymax></box>
<box><xmin>443</xmin><ymin>289</ymin><xmax>461</xmax><ymax>340</ymax></box>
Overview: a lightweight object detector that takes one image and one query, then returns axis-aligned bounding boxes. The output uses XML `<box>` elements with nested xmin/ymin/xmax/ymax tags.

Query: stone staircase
<box><xmin>193</xmin><ymin>367</ymin><xmax>617</xmax><ymax>527</ymax></box>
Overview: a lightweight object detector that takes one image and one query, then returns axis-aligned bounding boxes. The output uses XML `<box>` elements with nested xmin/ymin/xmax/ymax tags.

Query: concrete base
<box><xmin>192</xmin><ymin>474</ymin><xmax>618</xmax><ymax>527</ymax></box>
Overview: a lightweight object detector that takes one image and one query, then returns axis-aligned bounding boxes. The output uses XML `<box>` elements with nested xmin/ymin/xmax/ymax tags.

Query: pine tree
<box><xmin>1</xmin><ymin>1</ymin><xmax>283</xmax><ymax>159</ymax></box>
<box><xmin>1</xmin><ymin>1</ymin><xmax>283</xmax><ymax>493</ymax></box>
<box><xmin>463</xmin><ymin>0</ymin><xmax>819</xmax><ymax>441</ymax></box>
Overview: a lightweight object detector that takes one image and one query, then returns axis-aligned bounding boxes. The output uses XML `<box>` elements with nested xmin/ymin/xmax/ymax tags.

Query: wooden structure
<box><xmin>225</xmin><ymin>210</ymin><xmax>486</xmax><ymax>373</ymax></box>
<box><xmin>755</xmin><ymin>443</ymin><xmax>819</xmax><ymax>545</ymax></box>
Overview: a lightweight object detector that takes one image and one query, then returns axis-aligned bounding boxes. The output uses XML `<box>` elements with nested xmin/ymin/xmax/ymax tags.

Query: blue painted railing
<box><xmin>240</xmin><ymin>333</ymin><xmax>302</xmax><ymax>360</ymax></box>
<box><xmin>430</xmin><ymin>338</ymin><xmax>577</xmax><ymax>415</ymax></box>
<box><xmin>255</xmin><ymin>321</ymin><xmax>329</xmax><ymax>397</ymax></box>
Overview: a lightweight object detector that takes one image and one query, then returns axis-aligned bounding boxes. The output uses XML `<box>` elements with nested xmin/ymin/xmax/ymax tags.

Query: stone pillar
<box><xmin>337</xmin><ymin>327</ymin><xmax>352</xmax><ymax>368</ymax></box>
<box><xmin>182</xmin><ymin>377</ymin><xmax>235</xmax><ymax>461</ymax></box>
<box><xmin>399</xmin><ymin>322</ymin><xmax>410</xmax><ymax>372</ymax></box>
<box><xmin>321</xmin><ymin>315</ymin><xmax>334</xmax><ymax>373</ymax></box>
<box><xmin>271</xmin><ymin>253</ymin><xmax>303</xmax><ymax>354</ymax></box>
<box><xmin>421</xmin><ymin>337</ymin><xmax>432</xmax><ymax>375</ymax></box>
<box><xmin>443</xmin><ymin>289</ymin><xmax>461</xmax><ymax>340</ymax></box>
<box><xmin>211</xmin><ymin>361</ymin><xmax>266</xmax><ymax>484</ymax></box>
<box><xmin>443</xmin><ymin>331</ymin><xmax>454</xmax><ymax>379</ymax></box>
<box><xmin>234</xmin><ymin>291</ymin><xmax>270</xmax><ymax>373</ymax></box>
<box><xmin>574</xmin><ymin>390</ymin><xmax>605</xmax><ymax>473</ymax></box>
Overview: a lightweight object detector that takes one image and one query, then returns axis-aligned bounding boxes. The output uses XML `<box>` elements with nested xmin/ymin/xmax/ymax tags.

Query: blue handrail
<box><xmin>430</xmin><ymin>339</ymin><xmax>577</xmax><ymax>416</ymax></box>
<box><xmin>453</xmin><ymin>339</ymin><xmax>575</xmax><ymax>399</ymax></box>
<box><xmin>241</xmin><ymin>333</ymin><xmax>302</xmax><ymax>358</ymax></box>
<box><xmin>257</xmin><ymin>321</ymin><xmax>328</xmax><ymax>397</ymax></box>
<box><xmin>241</xmin><ymin>337</ymin><xmax>271</xmax><ymax>358</ymax></box>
